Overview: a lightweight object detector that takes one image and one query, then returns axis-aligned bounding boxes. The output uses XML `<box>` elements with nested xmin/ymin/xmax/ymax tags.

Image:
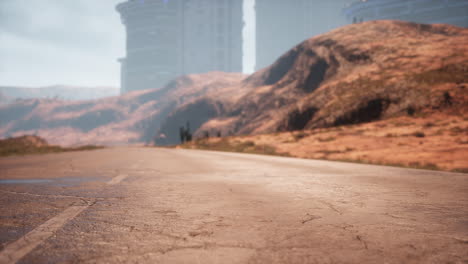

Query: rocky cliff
<box><xmin>182</xmin><ymin>21</ymin><xmax>467</xmax><ymax>139</ymax></box>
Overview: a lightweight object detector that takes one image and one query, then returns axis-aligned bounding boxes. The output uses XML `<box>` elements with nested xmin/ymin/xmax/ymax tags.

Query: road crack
<box><xmin>319</xmin><ymin>200</ymin><xmax>343</xmax><ymax>215</ymax></box>
<box><xmin>355</xmin><ymin>235</ymin><xmax>369</xmax><ymax>250</ymax></box>
<box><xmin>301</xmin><ymin>213</ymin><xmax>321</xmax><ymax>224</ymax></box>
<box><xmin>0</xmin><ymin>189</ymin><xmax>95</xmax><ymax>201</ymax></box>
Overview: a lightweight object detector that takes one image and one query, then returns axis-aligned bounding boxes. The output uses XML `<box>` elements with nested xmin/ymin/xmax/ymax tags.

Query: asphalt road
<box><xmin>0</xmin><ymin>147</ymin><xmax>467</xmax><ymax>264</ymax></box>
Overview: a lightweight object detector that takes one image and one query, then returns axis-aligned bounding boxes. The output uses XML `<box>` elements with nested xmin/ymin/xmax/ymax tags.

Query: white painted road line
<box><xmin>107</xmin><ymin>174</ymin><xmax>128</xmax><ymax>185</ymax></box>
<box><xmin>0</xmin><ymin>173</ymin><xmax>129</xmax><ymax>263</ymax></box>
<box><xmin>0</xmin><ymin>206</ymin><xmax>88</xmax><ymax>264</ymax></box>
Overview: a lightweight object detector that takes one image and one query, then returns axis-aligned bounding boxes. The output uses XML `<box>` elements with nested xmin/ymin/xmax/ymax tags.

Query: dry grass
<box><xmin>183</xmin><ymin>114</ymin><xmax>468</xmax><ymax>173</ymax></box>
<box><xmin>411</xmin><ymin>64</ymin><xmax>468</xmax><ymax>85</ymax></box>
<box><xmin>180</xmin><ymin>138</ymin><xmax>289</xmax><ymax>157</ymax></box>
<box><xmin>0</xmin><ymin>136</ymin><xmax>103</xmax><ymax>157</ymax></box>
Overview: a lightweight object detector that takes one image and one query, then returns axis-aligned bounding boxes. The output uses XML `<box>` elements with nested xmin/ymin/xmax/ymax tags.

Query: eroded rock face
<box><xmin>207</xmin><ymin>20</ymin><xmax>468</xmax><ymax>136</ymax></box>
<box><xmin>156</xmin><ymin>99</ymin><xmax>227</xmax><ymax>145</ymax></box>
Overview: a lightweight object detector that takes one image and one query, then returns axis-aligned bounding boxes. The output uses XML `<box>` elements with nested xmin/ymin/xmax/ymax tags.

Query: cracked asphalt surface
<box><xmin>0</xmin><ymin>147</ymin><xmax>467</xmax><ymax>263</ymax></box>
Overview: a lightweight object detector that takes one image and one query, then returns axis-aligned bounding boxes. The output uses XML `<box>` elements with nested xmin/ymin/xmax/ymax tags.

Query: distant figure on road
<box><xmin>153</xmin><ymin>133</ymin><xmax>167</xmax><ymax>146</ymax></box>
<box><xmin>179</xmin><ymin>122</ymin><xmax>192</xmax><ymax>144</ymax></box>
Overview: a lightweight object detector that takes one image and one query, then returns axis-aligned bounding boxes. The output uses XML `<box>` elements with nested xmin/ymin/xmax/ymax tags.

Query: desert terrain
<box><xmin>0</xmin><ymin>20</ymin><xmax>467</xmax><ymax>263</ymax></box>
<box><xmin>0</xmin><ymin>21</ymin><xmax>467</xmax><ymax>171</ymax></box>
<box><xmin>182</xmin><ymin>114</ymin><xmax>467</xmax><ymax>172</ymax></box>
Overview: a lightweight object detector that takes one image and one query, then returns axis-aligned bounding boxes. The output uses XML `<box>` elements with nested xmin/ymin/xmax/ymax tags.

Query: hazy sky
<box><xmin>243</xmin><ymin>0</ymin><xmax>256</xmax><ymax>74</ymax></box>
<box><xmin>0</xmin><ymin>0</ymin><xmax>256</xmax><ymax>88</ymax></box>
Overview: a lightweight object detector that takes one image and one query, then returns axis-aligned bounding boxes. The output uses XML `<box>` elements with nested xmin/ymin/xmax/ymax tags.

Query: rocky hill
<box><xmin>0</xmin><ymin>92</ymin><xmax>11</xmax><ymax>105</ymax></box>
<box><xmin>166</xmin><ymin>21</ymin><xmax>467</xmax><ymax>141</ymax></box>
<box><xmin>0</xmin><ymin>72</ymin><xmax>245</xmax><ymax>146</ymax></box>
<box><xmin>0</xmin><ymin>85</ymin><xmax>118</xmax><ymax>101</ymax></box>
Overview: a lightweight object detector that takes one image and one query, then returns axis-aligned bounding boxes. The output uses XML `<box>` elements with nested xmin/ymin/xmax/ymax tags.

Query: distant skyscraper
<box><xmin>344</xmin><ymin>0</ymin><xmax>468</xmax><ymax>28</ymax></box>
<box><xmin>116</xmin><ymin>0</ymin><xmax>243</xmax><ymax>94</ymax></box>
<box><xmin>255</xmin><ymin>0</ymin><xmax>351</xmax><ymax>71</ymax></box>
<box><xmin>183</xmin><ymin>0</ymin><xmax>243</xmax><ymax>75</ymax></box>
<box><xmin>116</xmin><ymin>0</ymin><xmax>184</xmax><ymax>93</ymax></box>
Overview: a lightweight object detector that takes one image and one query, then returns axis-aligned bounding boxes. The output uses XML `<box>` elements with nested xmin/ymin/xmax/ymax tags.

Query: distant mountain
<box><xmin>0</xmin><ymin>21</ymin><xmax>466</xmax><ymax>147</ymax></box>
<box><xmin>0</xmin><ymin>72</ymin><xmax>245</xmax><ymax>146</ymax></box>
<box><xmin>0</xmin><ymin>85</ymin><xmax>118</xmax><ymax>101</ymax></box>
<box><xmin>0</xmin><ymin>91</ymin><xmax>11</xmax><ymax>105</ymax></box>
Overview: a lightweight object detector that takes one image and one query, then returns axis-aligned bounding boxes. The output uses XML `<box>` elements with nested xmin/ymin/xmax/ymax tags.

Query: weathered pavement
<box><xmin>0</xmin><ymin>147</ymin><xmax>467</xmax><ymax>263</ymax></box>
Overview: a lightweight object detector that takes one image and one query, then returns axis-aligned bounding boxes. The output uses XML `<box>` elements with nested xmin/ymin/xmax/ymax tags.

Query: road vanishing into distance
<box><xmin>0</xmin><ymin>147</ymin><xmax>467</xmax><ymax>263</ymax></box>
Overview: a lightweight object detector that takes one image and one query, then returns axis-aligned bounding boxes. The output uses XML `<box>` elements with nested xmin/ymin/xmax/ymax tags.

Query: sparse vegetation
<box><xmin>411</xmin><ymin>65</ymin><xmax>468</xmax><ymax>85</ymax></box>
<box><xmin>179</xmin><ymin>113</ymin><xmax>468</xmax><ymax>173</ymax></box>
<box><xmin>450</xmin><ymin>126</ymin><xmax>465</xmax><ymax>133</ymax></box>
<box><xmin>452</xmin><ymin>168</ymin><xmax>468</xmax><ymax>173</ymax></box>
<box><xmin>203</xmin><ymin>131</ymin><xmax>210</xmax><ymax>139</ymax></box>
<box><xmin>395</xmin><ymin>122</ymin><xmax>412</xmax><ymax>127</ymax></box>
<box><xmin>316</xmin><ymin>149</ymin><xmax>344</xmax><ymax>156</ymax></box>
<box><xmin>407</xmin><ymin>107</ymin><xmax>416</xmax><ymax>116</ymax></box>
<box><xmin>423</xmin><ymin>122</ymin><xmax>435</xmax><ymax>128</ymax></box>
<box><xmin>179</xmin><ymin>122</ymin><xmax>193</xmax><ymax>144</ymax></box>
<box><xmin>433</xmin><ymin>129</ymin><xmax>445</xmax><ymax>136</ymax></box>
<box><xmin>419</xmin><ymin>163</ymin><xmax>440</xmax><ymax>171</ymax></box>
<box><xmin>292</xmin><ymin>131</ymin><xmax>308</xmax><ymax>141</ymax></box>
<box><xmin>412</xmin><ymin>131</ymin><xmax>426</xmax><ymax>138</ymax></box>
<box><xmin>0</xmin><ymin>136</ymin><xmax>103</xmax><ymax>157</ymax></box>
<box><xmin>181</xmin><ymin>138</ymin><xmax>289</xmax><ymax>157</ymax></box>
<box><xmin>318</xmin><ymin>137</ymin><xmax>336</xmax><ymax>142</ymax></box>
<box><xmin>335</xmin><ymin>159</ymin><xmax>441</xmax><ymax>171</ymax></box>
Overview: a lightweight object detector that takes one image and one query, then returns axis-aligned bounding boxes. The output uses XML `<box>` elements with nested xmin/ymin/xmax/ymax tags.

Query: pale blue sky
<box><xmin>0</xmin><ymin>0</ymin><xmax>256</xmax><ymax>88</ymax></box>
<box><xmin>243</xmin><ymin>0</ymin><xmax>256</xmax><ymax>73</ymax></box>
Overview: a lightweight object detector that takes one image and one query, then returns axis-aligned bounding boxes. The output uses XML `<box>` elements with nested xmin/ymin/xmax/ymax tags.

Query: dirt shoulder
<box><xmin>182</xmin><ymin>114</ymin><xmax>468</xmax><ymax>173</ymax></box>
<box><xmin>0</xmin><ymin>135</ymin><xmax>103</xmax><ymax>157</ymax></box>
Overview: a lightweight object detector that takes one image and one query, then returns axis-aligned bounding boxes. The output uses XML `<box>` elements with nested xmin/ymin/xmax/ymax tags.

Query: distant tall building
<box><xmin>116</xmin><ymin>0</ymin><xmax>243</xmax><ymax>94</ymax></box>
<box><xmin>183</xmin><ymin>0</ymin><xmax>243</xmax><ymax>75</ymax></box>
<box><xmin>255</xmin><ymin>0</ymin><xmax>351</xmax><ymax>71</ymax></box>
<box><xmin>116</xmin><ymin>0</ymin><xmax>184</xmax><ymax>93</ymax></box>
<box><xmin>344</xmin><ymin>0</ymin><xmax>468</xmax><ymax>28</ymax></box>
